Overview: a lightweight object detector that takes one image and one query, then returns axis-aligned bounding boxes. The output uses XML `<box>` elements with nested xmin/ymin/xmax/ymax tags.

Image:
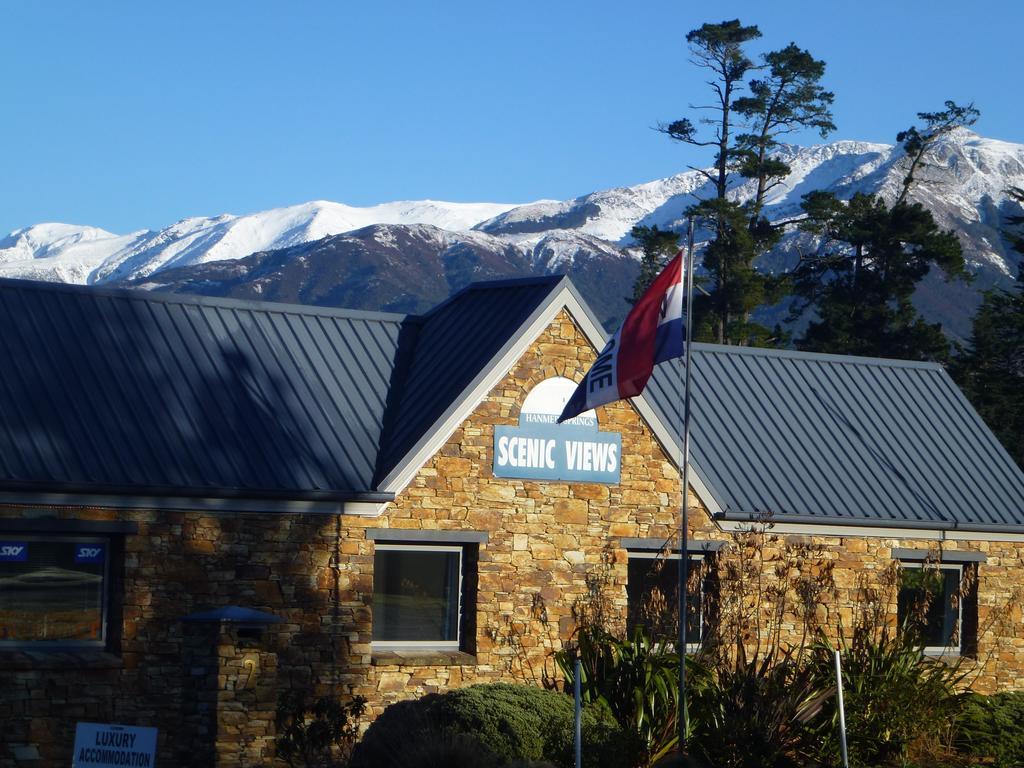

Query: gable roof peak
<box><xmin>415</xmin><ymin>274</ymin><xmax>571</xmax><ymax>321</ymax></box>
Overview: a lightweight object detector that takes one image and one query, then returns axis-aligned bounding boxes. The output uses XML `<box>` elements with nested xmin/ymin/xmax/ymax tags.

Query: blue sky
<box><xmin>2</xmin><ymin>0</ymin><xmax>1020</xmax><ymax>236</ymax></box>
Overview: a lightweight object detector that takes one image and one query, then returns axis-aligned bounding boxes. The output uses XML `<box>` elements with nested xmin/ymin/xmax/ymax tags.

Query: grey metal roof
<box><xmin>645</xmin><ymin>345</ymin><xmax>1024</xmax><ymax>529</ymax></box>
<box><xmin>375</xmin><ymin>276</ymin><xmax>568</xmax><ymax>483</ymax></box>
<box><xmin>0</xmin><ymin>279</ymin><xmax>407</xmax><ymax>501</ymax></box>
<box><xmin>3</xmin><ymin>275</ymin><xmax>1022</xmax><ymax>530</ymax></box>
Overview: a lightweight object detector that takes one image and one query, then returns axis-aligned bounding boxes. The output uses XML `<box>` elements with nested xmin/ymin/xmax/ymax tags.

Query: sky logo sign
<box><xmin>75</xmin><ymin>544</ymin><xmax>105</xmax><ymax>564</ymax></box>
<box><xmin>0</xmin><ymin>542</ymin><xmax>28</xmax><ymax>562</ymax></box>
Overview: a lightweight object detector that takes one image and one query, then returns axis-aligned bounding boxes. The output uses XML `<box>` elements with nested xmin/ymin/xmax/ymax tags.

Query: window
<box><xmin>372</xmin><ymin>544</ymin><xmax>466</xmax><ymax>650</ymax></box>
<box><xmin>0</xmin><ymin>536</ymin><xmax>110</xmax><ymax>647</ymax></box>
<box><xmin>897</xmin><ymin>562</ymin><xmax>963</xmax><ymax>654</ymax></box>
<box><xmin>626</xmin><ymin>551</ymin><xmax>706</xmax><ymax>647</ymax></box>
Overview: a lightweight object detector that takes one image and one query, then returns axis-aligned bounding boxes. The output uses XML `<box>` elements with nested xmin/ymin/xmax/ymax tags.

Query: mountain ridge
<box><xmin>3</xmin><ymin>129</ymin><xmax>1022</xmax><ymax>337</ymax></box>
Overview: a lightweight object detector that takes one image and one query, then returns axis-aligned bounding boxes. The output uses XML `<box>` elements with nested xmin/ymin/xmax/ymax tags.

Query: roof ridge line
<box><xmin>691</xmin><ymin>342</ymin><xmax>944</xmax><ymax>371</ymax></box>
<box><xmin>0</xmin><ymin>277</ymin><xmax>410</xmax><ymax>323</ymax></box>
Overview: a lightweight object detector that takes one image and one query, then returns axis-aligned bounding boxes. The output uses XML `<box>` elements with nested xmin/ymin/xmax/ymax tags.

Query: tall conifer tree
<box><xmin>732</xmin><ymin>44</ymin><xmax>835</xmax><ymax>217</ymax></box>
<box><xmin>661</xmin><ymin>20</ymin><xmax>762</xmax><ymax>202</ymax></box>
<box><xmin>653</xmin><ymin>21</ymin><xmax>833</xmax><ymax>346</ymax></box>
<box><xmin>788</xmin><ymin>103</ymin><xmax>976</xmax><ymax>361</ymax></box>
<box><xmin>629</xmin><ymin>225</ymin><xmax>679</xmax><ymax>303</ymax></box>
<box><xmin>895</xmin><ymin>101</ymin><xmax>980</xmax><ymax>205</ymax></box>
<box><xmin>954</xmin><ymin>187</ymin><xmax>1024</xmax><ymax>467</ymax></box>
<box><xmin>658</xmin><ymin>20</ymin><xmax>761</xmax><ymax>344</ymax></box>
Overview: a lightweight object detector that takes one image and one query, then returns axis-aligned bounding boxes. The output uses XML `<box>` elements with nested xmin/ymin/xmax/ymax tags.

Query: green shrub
<box><xmin>955</xmin><ymin>692</ymin><xmax>1024</xmax><ymax>767</ymax></box>
<box><xmin>364</xmin><ymin>726</ymin><xmax>501</xmax><ymax>768</ymax></box>
<box><xmin>808</xmin><ymin>629</ymin><xmax>965</xmax><ymax>768</ymax></box>
<box><xmin>275</xmin><ymin>689</ymin><xmax>366</xmax><ymax>768</ymax></box>
<box><xmin>688</xmin><ymin>651</ymin><xmax>827</xmax><ymax>768</ymax></box>
<box><xmin>350</xmin><ymin>683</ymin><xmax>628</xmax><ymax>768</ymax></box>
<box><xmin>556</xmin><ymin>626</ymin><xmax>684</xmax><ymax>766</ymax></box>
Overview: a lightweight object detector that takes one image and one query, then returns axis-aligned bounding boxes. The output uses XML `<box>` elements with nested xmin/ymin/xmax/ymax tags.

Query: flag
<box><xmin>558</xmin><ymin>250</ymin><xmax>685</xmax><ymax>423</ymax></box>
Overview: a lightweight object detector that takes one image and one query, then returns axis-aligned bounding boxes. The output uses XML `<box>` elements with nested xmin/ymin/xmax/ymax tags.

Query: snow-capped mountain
<box><xmin>0</xmin><ymin>199</ymin><xmax>521</xmax><ymax>286</ymax></box>
<box><xmin>472</xmin><ymin>141</ymin><xmax>889</xmax><ymax>244</ymax></box>
<box><xmin>478</xmin><ymin>131</ymin><xmax>1023</xmax><ymax>281</ymax></box>
<box><xmin>2</xmin><ymin>129</ymin><xmax>1022</xmax><ymax>337</ymax></box>
<box><xmin>127</xmin><ymin>224</ymin><xmax>637</xmax><ymax>329</ymax></box>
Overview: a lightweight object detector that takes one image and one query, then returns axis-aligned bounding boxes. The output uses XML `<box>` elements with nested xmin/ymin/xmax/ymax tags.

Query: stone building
<box><xmin>0</xmin><ymin>275</ymin><xmax>1022</xmax><ymax>766</ymax></box>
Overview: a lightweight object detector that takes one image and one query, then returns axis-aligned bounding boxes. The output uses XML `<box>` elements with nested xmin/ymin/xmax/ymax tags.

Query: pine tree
<box><xmin>788</xmin><ymin>103</ymin><xmax>975</xmax><ymax>361</ymax></box>
<box><xmin>656</xmin><ymin>19</ymin><xmax>763</xmax><ymax>344</ymax></box>
<box><xmin>956</xmin><ymin>267</ymin><xmax>1024</xmax><ymax>467</ymax></box>
<box><xmin>791</xmin><ymin>192</ymin><xmax>966</xmax><ymax>360</ymax></box>
<box><xmin>954</xmin><ymin>188</ymin><xmax>1024</xmax><ymax>467</ymax></box>
<box><xmin>660</xmin><ymin>20</ymin><xmax>762</xmax><ymax>202</ymax></box>
<box><xmin>656</xmin><ymin>22</ymin><xmax>833</xmax><ymax>346</ymax></box>
<box><xmin>629</xmin><ymin>225</ymin><xmax>680</xmax><ymax>303</ymax></box>
<box><xmin>895</xmin><ymin>101</ymin><xmax>980</xmax><ymax>205</ymax></box>
<box><xmin>733</xmin><ymin>43</ymin><xmax>835</xmax><ymax>217</ymax></box>
<box><xmin>686</xmin><ymin>197</ymin><xmax>783</xmax><ymax>346</ymax></box>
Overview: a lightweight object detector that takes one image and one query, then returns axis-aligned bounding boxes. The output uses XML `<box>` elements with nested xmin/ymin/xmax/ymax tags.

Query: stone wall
<box><xmin>339</xmin><ymin>309</ymin><xmax>706</xmax><ymax>716</ymax></box>
<box><xmin>1</xmin><ymin>310</ymin><xmax>1023</xmax><ymax>765</ymax></box>
<box><xmin>0</xmin><ymin>509</ymin><xmax>346</xmax><ymax>766</ymax></box>
<box><xmin>337</xmin><ymin>311</ymin><xmax>1024</xmax><ymax>712</ymax></box>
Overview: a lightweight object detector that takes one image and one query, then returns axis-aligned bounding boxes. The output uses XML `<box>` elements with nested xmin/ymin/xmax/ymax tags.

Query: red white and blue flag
<box><xmin>558</xmin><ymin>250</ymin><xmax>685</xmax><ymax>423</ymax></box>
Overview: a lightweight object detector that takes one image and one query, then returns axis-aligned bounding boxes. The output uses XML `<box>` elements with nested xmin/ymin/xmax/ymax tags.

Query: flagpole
<box><xmin>678</xmin><ymin>217</ymin><xmax>696</xmax><ymax>751</ymax></box>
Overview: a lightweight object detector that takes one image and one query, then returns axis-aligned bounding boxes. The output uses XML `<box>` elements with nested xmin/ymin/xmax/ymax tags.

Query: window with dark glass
<box><xmin>626</xmin><ymin>552</ymin><xmax>704</xmax><ymax>646</ymax></box>
<box><xmin>372</xmin><ymin>544</ymin><xmax>463</xmax><ymax>649</ymax></box>
<box><xmin>0</xmin><ymin>537</ymin><xmax>108</xmax><ymax>646</ymax></box>
<box><xmin>897</xmin><ymin>563</ymin><xmax>962</xmax><ymax>653</ymax></box>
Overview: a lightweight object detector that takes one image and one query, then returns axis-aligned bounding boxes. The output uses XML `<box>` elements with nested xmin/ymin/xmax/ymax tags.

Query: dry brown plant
<box><xmin>702</xmin><ymin>514</ymin><xmax>837</xmax><ymax>670</ymax></box>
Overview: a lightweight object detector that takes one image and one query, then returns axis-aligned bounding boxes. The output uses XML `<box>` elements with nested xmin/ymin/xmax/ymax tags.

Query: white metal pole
<box><xmin>574</xmin><ymin>655</ymin><xmax>582</xmax><ymax>768</ymax></box>
<box><xmin>835</xmin><ymin>649</ymin><xmax>849</xmax><ymax>768</ymax></box>
<box><xmin>678</xmin><ymin>217</ymin><xmax>696</xmax><ymax>749</ymax></box>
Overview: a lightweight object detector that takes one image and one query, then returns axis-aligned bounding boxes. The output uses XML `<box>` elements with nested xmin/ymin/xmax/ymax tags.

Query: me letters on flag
<box><xmin>557</xmin><ymin>250</ymin><xmax>685</xmax><ymax>424</ymax></box>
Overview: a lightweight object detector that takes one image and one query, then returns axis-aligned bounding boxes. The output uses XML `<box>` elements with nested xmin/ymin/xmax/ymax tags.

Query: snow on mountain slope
<box><xmin>1</xmin><ymin>129</ymin><xmax>1021</xmax><ymax>338</ymax></box>
<box><xmin>125</xmin><ymin>222</ymin><xmax>639</xmax><ymax>329</ymax></box>
<box><xmin>0</xmin><ymin>223</ymin><xmax>117</xmax><ymax>263</ymax></box>
<box><xmin>0</xmin><ymin>199</ymin><xmax>522</xmax><ymax>285</ymax></box>
<box><xmin>477</xmin><ymin>130</ymin><xmax>1024</xmax><ymax>280</ymax></box>
<box><xmin>0</xmin><ymin>225</ymin><xmax>155</xmax><ymax>284</ymax></box>
<box><xmin>520</xmin><ymin>230</ymin><xmax>633</xmax><ymax>271</ymax></box>
<box><xmin>475</xmin><ymin>140</ymin><xmax>894</xmax><ymax>242</ymax></box>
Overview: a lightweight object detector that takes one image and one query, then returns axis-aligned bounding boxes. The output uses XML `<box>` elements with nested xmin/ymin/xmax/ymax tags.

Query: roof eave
<box><xmin>713</xmin><ymin>510</ymin><xmax>1024</xmax><ymax>534</ymax></box>
<box><xmin>0</xmin><ymin>481</ymin><xmax>394</xmax><ymax>515</ymax></box>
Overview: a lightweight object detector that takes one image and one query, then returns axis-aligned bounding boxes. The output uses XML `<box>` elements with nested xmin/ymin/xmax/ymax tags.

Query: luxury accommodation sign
<box><xmin>493</xmin><ymin>377</ymin><xmax>621</xmax><ymax>483</ymax></box>
<box><xmin>72</xmin><ymin>723</ymin><xmax>158</xmax><ymax>767</ymax></box>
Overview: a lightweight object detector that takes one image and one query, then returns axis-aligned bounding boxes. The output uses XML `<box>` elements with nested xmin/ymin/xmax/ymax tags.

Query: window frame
<box><xmin>371</xmin><ymin>543</ymin><xmax>466</xmax><ymax>652</ymax></box>
<box><xmin>897</xmin><ymin>561</ymin><xmax>963</xmax><ymax>656</ymax></box>
<box><xmin>626</xmin><ymin>549</ymin><xmax>706</xmax><ymax>651</ymax></box>
<box><xmin>0</xmin><ymin>534</ymin><xmax>111</xmax><ymax>650</ymax></box>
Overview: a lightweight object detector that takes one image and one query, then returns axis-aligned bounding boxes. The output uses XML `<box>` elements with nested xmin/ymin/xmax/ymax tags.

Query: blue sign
<box><xmin>0</xmin><ymin>542</ymin><xmax>28</xmax><ymax>562</ymax></box>
<box><xmin>74</xmin><ymin>544</ymin><xmax>106</xmax><ymax>564</ymax></box>
<box><xmin>493</xmin><ymin>377</ymin><xmax>622</xmax><ymax>484</ymax></box>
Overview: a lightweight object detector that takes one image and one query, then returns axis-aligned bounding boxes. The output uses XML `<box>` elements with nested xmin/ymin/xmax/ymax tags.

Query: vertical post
<box><xmin>835</xmin><ymin>650</ymin><xmax>849</xmax><ymax>768</ymax></box>
<box><xmin>678</xmin><ymin>217</ymin><xmax>696</xmax><ymax>750</ymax></box>
<box><xmin>574</xmin><ymin>655</ymin><xmax>582</xmax><ymax>768</ymax></box>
